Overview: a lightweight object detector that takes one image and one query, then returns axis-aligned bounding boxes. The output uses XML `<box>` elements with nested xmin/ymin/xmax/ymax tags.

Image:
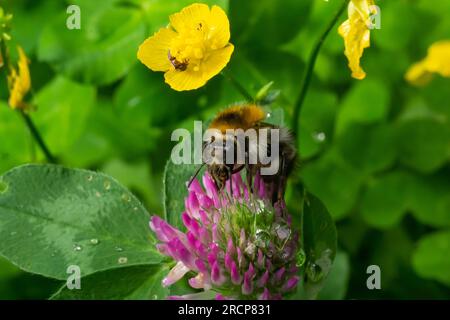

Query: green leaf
<box><xmin>0</xmin><ymin>102</ymin><xmax>30</xmax><ymax>174</ymax></box>
<box><xmin>336</xmin><ymin>79</ymin><xmax>390</xmax><ymax>134</ymax></box>
<box><xmin>317</xmin><ymin>251</ymin><xmax>350</xmax><ymax>300</ymax></box>
<box><xmin>360</xmin><ymin>172</ymin><xmax>412</xmax><ymax>229</ymax></box>
<box><xmin>38</xmin><ymin>5</ymin><xmax>146</xmax><ymax>85</ymax></box>
<box><xmin>102</xmin><ymin>158</ymin><xmax>163</xmax><ymax>214</ymax></box>
<box><xmin>114</xmin><ymin>65</ymin><xmax>219</xmax><ymax>128</ymax></box>
<box><xmin>164</xmin><ymin>160</ymin><xmax>199</xmax><ymax>230</ymax></box>
<box><xmin>409</xmin><ymin>172</ymin><xmax>450</xmax><ymax>228</ymax></box>
<box><xmin>302</xmin><ymin>149</ymin><xmax>364</xmax><ymax>220</ymax></box>
<box><xmin>229</xmin><ymin>0</ymin><xmax>311</xmax><ymax>47</ymax></box>
<box><xmin>32</xmin><ymin>77</ymin><xmax>96</xmax><ymax>155</ymax></box>
<box><xmin>0</xmin><ymin>164</ymin><xmax>163</xmax><ymax>280</ymax></box>
<box><xmin>51</xmin><ymin>265</ymin><xmax>169</xmax><ymax>300</ymax></box>
<box><xmin>413</xmin><ymin>231</ymin><xmax>450</xmax><ymax>287</ymax></box>
<box><xmin>299</xmin><ymin>89</ymin><xmax>338</xmax><ymax>158</ymax></box>
<box><xmin>295</xmin><ymin>193</ymin><xmax>337</xmax><ymax>300</ymax></box>
<box><xmin>395</xmin><ymin>116</ymin><xmax>450</xmax><ymax>173</ymax></box>
<box><xmin>336</xmin><ymin>123</ymin><xmax>396</xmax><ymax>174</ymax></box>
<box><xmin>9</xmin><ymin>0</ymin><xmax>64</xmax><ymax>53</ymax></box>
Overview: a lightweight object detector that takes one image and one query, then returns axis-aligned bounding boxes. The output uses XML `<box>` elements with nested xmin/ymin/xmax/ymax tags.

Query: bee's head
<box><xmin>208</xmin><ymin>163</ymin><xmax>234</xmax><ymax>190</ymax></box>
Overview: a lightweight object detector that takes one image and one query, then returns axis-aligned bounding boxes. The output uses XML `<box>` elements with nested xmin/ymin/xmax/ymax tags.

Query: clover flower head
<box><xmin>137</xmin><ymin>3</ymin><xmax>234</xmax><ymax>91</ymax></box>
<box><xmin>8</xmin><ymin>46</ymin><xmax>31</xmax><ymax>110</ymax></box>
<box><xmin>338</xmin><ymin>0</ymin><xmax>376</xmax><ymax>80</ymax></box>
<box><xmin>405</xmin><ymin>40</ymin><xmax>450</xmax><ymax>86</ymax></box>
<box><xmin>150</xmin><ymin>172</ymin><xmax>300</xmax><ymax>300</ymax></box>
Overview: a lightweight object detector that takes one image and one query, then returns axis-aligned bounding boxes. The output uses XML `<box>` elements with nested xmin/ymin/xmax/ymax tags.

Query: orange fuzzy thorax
<box><xmin>209</xmin><ymin>104</ymin><xmax>266</xmax><ymax>133</ymax></box>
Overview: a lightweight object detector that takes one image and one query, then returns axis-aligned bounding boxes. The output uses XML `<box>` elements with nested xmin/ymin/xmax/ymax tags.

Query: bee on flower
<box><xmin>405</xmin><ymin>40</ymin><xmax>450</xmax><ymax>86</ymax></box>
<box><xmin>150</xmin><ymin>172</ymin><xmax>301</xmax><ymax>300</ymax></box>
<box><xmin>137</xmin><ymin>3</ymin><xmax>234</xmax><ymax>91</ymax></box>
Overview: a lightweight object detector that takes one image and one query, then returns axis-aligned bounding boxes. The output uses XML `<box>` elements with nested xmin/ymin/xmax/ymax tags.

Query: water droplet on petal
<box><xmin>118</xmin><ymin>257</ymin><xmax>128</xmax><ymax>264</ymax></box>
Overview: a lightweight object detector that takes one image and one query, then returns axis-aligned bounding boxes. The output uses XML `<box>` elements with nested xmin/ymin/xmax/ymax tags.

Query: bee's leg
<box><xmin>227</xmin><ymin>166</ymin><xmax>233</xmax><ymax>198</ymax></box>
<box><xmin>276</xmin><ymin>152</ymin><xmax>287</xmax><ymax>203</ymax></box>
<box><xmin>245</xmin><ymin>151</ymin><xmax>253</xmax><ymax>194</ymax></box>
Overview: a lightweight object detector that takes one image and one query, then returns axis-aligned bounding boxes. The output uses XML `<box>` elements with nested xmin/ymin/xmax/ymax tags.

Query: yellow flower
<box><xmin>338</xmin><ymin>0</ymin><xmax>376</xmax><ymax>80</ymax></box>
<box><xmin>405</xmin><ymin>40</ymin><xmax>450</xmax><ymax>86</ymax></box>
<box><xmin>8</xmin><ymin>46</ymin><xmax>31</xmax><ymax>110</ymax></box>
<box><xmin>137</xmin><ymin>3</ymin><xmax>234</xmax><ymax>91</ymax></box>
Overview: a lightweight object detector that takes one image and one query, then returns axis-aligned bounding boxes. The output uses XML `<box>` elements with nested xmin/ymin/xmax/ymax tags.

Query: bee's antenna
<box><xmin>187</xmin><ymin>163</ymin><xmax>206</xmax><ymax>188</ymax></box>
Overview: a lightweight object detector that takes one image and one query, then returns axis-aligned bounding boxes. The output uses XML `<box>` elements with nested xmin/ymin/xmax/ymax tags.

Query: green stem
<box><xmin>221</xmin><ymin>70</ymin><xmax>254</xmax><ymax>102</ymax></box>
<box><xmin>19</xmin><ymin>110</ymin><xmax>56</xmax><ymax>163</ymax></box>
<box><xmin>0</xmin><ymin>39</ymin><xmax>56</xmax><ymax>163</ymax></box>
<box><xmin>291</xmin><ymin>0</ymin><xmax>349</xmax><ymax>139</ymax></box>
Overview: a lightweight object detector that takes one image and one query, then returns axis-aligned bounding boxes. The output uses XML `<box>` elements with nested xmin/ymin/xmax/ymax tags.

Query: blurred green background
<box><xmin>0</xmin><ymin>0</ymin><xmax>449</xmax><ymax>299</ymax></box>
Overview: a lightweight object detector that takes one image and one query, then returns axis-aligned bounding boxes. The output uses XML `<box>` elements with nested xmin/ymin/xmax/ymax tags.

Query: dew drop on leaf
<box><xmin>118</xmin><ymin>257</ymin><xmax>128</xmax><ymax>264</ymax></box>
<box><xmin>306</xmin><ymin>262</ymin><xmax>323</xmax><ymax>282</ymax></box>
<box><xmin>295</xmin><ymin>248</ymin><xmax>306</xmax><ymax>267</ymax></box>
<box><xmin>87</xmin><ymin>175</ymin><xmax>93</xmax><ymax>182</ymax></box>
<box><xmin>73</xmin><ymin>244</ymin><xmax>83</xmax><ymax>252</ymax></box>
<box><xmin>115</xmin><ymin>246</ymin><xmax>123</xmax><ymax>252</ymax></box>
<box><xmin>90</xmin><ymin>238</ymin><xmax>99</xmax><ymax>245</ymax></box>
<box><xmin>10</xmin><ymin>231</ymin><xmax>17</xmax><ymax>236</ymax></box>
<box><xmin>0</xmin><ymin>180</ymin><xmax>8</xmax><ymax>193</ymax></box>
<box><xmin>104</xmin><ymin>180</ymin><xmax>111</xmax><ymax>190</ymax></box>
<box><xmin>312</xmin><ymin>132</ymin><xmax>326</xmax><ymax>143</ymax></box>
<box><xmin>121</xmin><ymin>194</ymin><xmax>131</xmax><ymax>202</ymax></box>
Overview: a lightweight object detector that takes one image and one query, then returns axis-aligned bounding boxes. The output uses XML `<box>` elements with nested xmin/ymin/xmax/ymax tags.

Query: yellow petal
<box><xmin>405</xmin><ymin>40</ymin><xmax>450</xmax><ymax>86</ymax></box>
<box><xmin>17</xmin><ymin>46</ymin><xmax>31</xmax><ymax>93</ymax></box>
<box><xmin>338</xmin><ymin>0</ymin><xmax>374</xmax><ymax>80</ymax></box>
<box><xmin>338</xmin><ymin>20</ymin><xmax>370</xmax><ymax>80</ymax></box>
<box><xmin>405</xmin><ymin>61</ymin><xmax>433</xmax><ymax>86</ymax></box>
<box><xmin>164</xmin><ymin>44</ymin><xmax>234</xmax><ymax>91</ymax></box>
<box><xmin>208</xmin><ymin>5</ymin><xmax>231</xmax><ymax>49</ymax></box>
<box><xmin>201</xmin><ymin>44</ymin><xmax>234</xmax><ymax>80</ymax></box>
<box><xmin>8</xmin><ymin>46</ymin><xmax>31</xmax><ymax>110</ymax></box>
<box><xmin>138</xmin><ymin>27</ymin><xmax>177</xmax><ymax>72</ymax></box>
<box><xmin>424</xmin><ymin>40</ymin><xmax>450</xmax><ymax>77</ymax></box>
<box><xmin>164</xmin><ymin>68</ymin><xmax>207</xmax><ymax>91</ymax></box>
<box><xmin>169</xmin><ymin>3</ymin><xmax>210</xmax><ymax>33</ymax></box>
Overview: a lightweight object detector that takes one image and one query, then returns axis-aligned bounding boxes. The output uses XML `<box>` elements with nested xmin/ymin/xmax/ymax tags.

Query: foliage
<box><xmin>0</xmin><ymin>0</ymin><xmax>449</xmax><ymax>299</ymax></box>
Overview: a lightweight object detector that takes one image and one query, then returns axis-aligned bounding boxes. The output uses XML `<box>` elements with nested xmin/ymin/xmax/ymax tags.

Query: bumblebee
<box><xmin>191</xmin><ymin>104</ymin><xmax>297</xmax><ymax>204</ymax></box>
